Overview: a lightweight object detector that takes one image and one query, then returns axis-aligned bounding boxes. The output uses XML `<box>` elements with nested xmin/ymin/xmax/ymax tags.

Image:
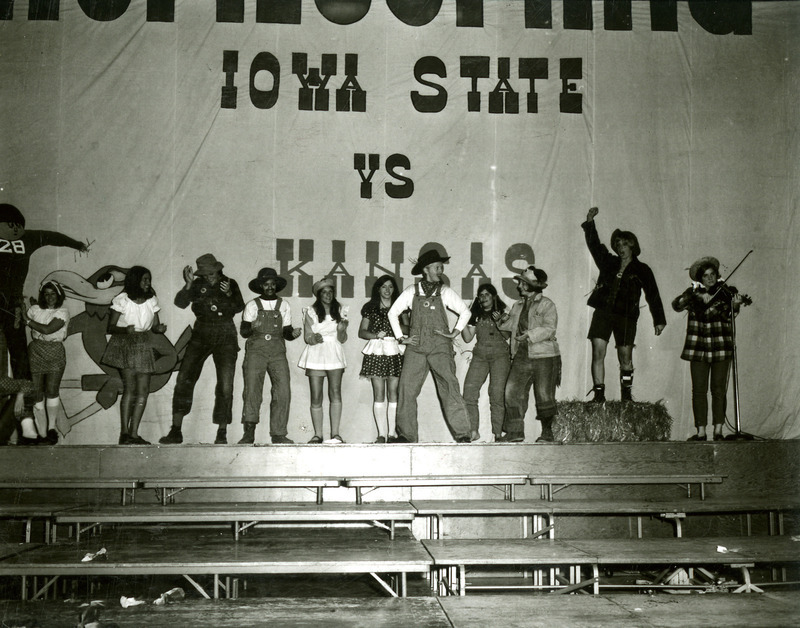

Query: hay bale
<box><xmin>553</xmin><ymin>400</ymin><xmax>673</xmax><ymax>443</ymax></box>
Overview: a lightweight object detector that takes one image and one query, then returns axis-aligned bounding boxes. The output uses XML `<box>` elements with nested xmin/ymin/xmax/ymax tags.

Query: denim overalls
<box><xmin>395</xmin><ymin>282</ymin><xmax>471</xmax><ymax>442</ymax></box>
<box><xmin>241</xmin><ymin>298</ymin><xmax>292</xmax><ymax>437</ymax></box>
<box><xmin>462</xmin><ymin>317</ymin><xmax>511</xmax><ymax>436</ymax></box>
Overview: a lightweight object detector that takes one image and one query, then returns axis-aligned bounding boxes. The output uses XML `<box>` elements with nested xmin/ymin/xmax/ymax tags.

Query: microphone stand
<box><xmin>725</xmin><ymin>290</ymin><xmax>754</xmax><ymax>441</ymax></box>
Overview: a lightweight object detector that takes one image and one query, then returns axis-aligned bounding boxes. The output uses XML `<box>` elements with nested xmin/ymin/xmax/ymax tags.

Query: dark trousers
<box><xmin>172</xmin><ymin>323</ymin><xmax>239</xmax><ymax>425</ymax></box>
<box><xmin>503</xmin><ymin>353</ymin><xmax>560</xmax><ymax>435</ymax></box>
<box><xmin>690</xmin><ymin>360</ymin><xmax>730</xmax><ymax>427</ymax></box>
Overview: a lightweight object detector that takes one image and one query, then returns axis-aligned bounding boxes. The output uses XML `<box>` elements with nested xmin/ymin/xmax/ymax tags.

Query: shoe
<box><xmin>17</xmin><ymin>435</ymin><xmax>43</xmax><ymax>446</ymax></box>
<box><xmin>238</xmin><ymin>424</ymin><xmax>256</xmax><ymax>445</ymax></box>
<box><xmin>374</xmin><ymin>436</ymin><xmax>386</xmax><ymax>444</ymax></box>
<box><xmin>455</xmin><ymin>435</ymin><xmax>471</xmax><ymax>443</ymax></box>
<box><xmin>308</xmin><ymin>435</ymin><xmax>323</xmax><ymax>444</ymax></box>
<box><xmin>129</xmin><ymin>435</ymin><xmax>151</xmax><ymax>445</ymax></box>
<box><xmin>496</xmin><ymin>433</ymin><xmax>524</xmax><ymax>443</ymax></box>
<box><xmin>713</xmin><ymin>433</ymin><xmax>724</xmax><ymax>441</ymax></box>
<box><xmin>470</xmin><ymin>431</ymin><xmax>480</xmax><ymax>442</ymax></box>
<box><xmin>687</xmin><ymin>434</ymin><xmax>707</xmax><ymax>441</ymax></box>
<box><xmin>118</xmin><ymin>433</ymin><xmax>133</xmax><ymax>445</ymax></box>
<box><xmin>620</xmin><ymin>388</ymin><xmax>633</xmax><ymax>402</ymax></box>
<box><xmin>387</xmin><ymin>434</ymin><xmax>410</xmax><ymax>443</ymax></box>
<box><xmin>271</xmin><ymin>435</ymin><xmax>294</xmax><ymax>444</ymax></box>
<box><xmin>159</xmin><ymin>427</ymin><xmax>183</xmax><ymax>445</ymax></box>
<box><xmin>323</xmin><ymin>435</ymin><xmax>344</xmax><ymax>444</ymax></box>
<box><xmin>588</xmin><ymin>385</ymin><xmax>606</xmax><ymax>403</ymax></box>
<box><xmin>214</xmin><ymin>428</ymin><xmax>227</xmax><ymax>445</ymax></box>
<box><xmin>45</xmin><ymin>429</ymin><xmax>59</xmax><ymax>445</ymax></box>
<box><xmin>536</xmin><ymin>434</ymin><xmax>554</xmax><ymax>443</ymax></box>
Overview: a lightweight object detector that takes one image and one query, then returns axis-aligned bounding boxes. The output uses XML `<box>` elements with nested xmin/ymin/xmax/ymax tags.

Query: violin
<box><xmin>711</xmin><ymin>283</ymin><xmax>752</xmax><ymax>307</ymax></box>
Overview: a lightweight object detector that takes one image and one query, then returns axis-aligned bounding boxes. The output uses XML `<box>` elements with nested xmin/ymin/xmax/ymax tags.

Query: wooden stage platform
<box><xmin>0</xmin><ymin>439</ymin><xmax>798</xmax><ymax>622</ymax></box>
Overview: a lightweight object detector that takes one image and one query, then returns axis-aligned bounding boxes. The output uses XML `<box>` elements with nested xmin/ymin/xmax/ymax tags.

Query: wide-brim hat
<box><xmin>515</xmin><ymin>266</ymin><xmax>548</xmax><ymax>290</ymax></box>
<box><xmin>194</xmin><ymin>253</ymin><xmax>224</xmax><ymax>276</ymax></box>
<box><xmin>610</xmin><ymin>229</ymin><xmax>641</xmax><ymax>257</ymax></box>
<box><xmin>248</xmin><ymin>267</ymin><xmax>287</xmax><ymax>293</ymax></box>
<box><xmin>312</xmin><ymin>276</ymin><xmax>336</xmax><ymax>297</ymax></box>
<box><xmin>411</xmin><ymin>249</ymin><xmax>450</xmax><ymax>275</ymax></box>
<box><xmin>689</xmin><ymin>256</ymin><xmax>720</xmax><ymax>282</ymax></box>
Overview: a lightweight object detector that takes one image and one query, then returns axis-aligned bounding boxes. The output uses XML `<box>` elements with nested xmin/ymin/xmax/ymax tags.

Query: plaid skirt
<box><xmin>28</xmin><ymin>339</ymin><xmax>66</xmax><ymax>374</ymax></box>
<box><xmin>101</xmin><ymin>332</ymin><xmax>156</xmax><ymax>373</ymax></box>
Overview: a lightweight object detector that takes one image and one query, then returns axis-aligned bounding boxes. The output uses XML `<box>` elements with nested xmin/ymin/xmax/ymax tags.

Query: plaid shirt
<box><xmin>674</xmin><ymin>287</ymin><xmax>735</xmax><ymax>362</ymax></box>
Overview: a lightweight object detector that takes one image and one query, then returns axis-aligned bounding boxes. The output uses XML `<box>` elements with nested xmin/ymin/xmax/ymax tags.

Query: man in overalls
<box><xmin>388</xmin><ymin>250</ymin><xmax>472</xmax><ymax>443</ymax></box>
<box><xmin>238</xmin><ymin>268</ymin><xmax>301</xmax><ymax>444</ymax></box>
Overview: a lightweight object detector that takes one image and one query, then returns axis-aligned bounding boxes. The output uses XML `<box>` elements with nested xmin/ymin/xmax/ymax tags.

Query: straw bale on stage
<box><xmin>554</xmin><ymin>400</ymin><xmax>672</xmax><ymax>443</ymax></box>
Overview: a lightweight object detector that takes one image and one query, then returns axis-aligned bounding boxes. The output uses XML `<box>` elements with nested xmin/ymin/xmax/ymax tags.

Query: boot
<box><xmin>214</xmin><ymin>426</ymin><xmax>228</xmax><ymax>444</ymax></box>
<box><xmin>620</xmin><ymin>370</ymin><xmax>634</xmax><ymax>402</ymax></box>
<box><xmin>536</xmin><ymin>417</ymin><xmax>554</xmax><ymax>443</ymax></box>
<box><xmin>588</xmin><ymin>384</ymin><xmax>606</xmax><ymax>403</ymax></box>
<box><xmin>238</xmin><ymin>423</ymin><xmax>256</xmax><ymax>445</ymax></box>
<box><xmin>159</xmin><ymin>426</ymin><xmax>183</xmax><ymax>445</ymax></box>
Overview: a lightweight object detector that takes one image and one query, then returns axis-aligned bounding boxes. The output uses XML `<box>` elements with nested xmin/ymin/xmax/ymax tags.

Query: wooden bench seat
<box><xmin>0</xmin><ymin>528</ymin><xmax>432</xmax><ymax>599</ymax></box>
<box><xmin>529</xmin><ymin>473</ymin><xmax>726</xmax><ymax>500</ymax></box>
<box><xmin>0</xmin><ymin>479</ymin><xmax>140</xmax><ymax>505</ymax></box>
<box><xmin>55</xmin><ymin>501</ymin><xmax>417</xmax><ymax>540</ymax></box>
<box><xmin>139</xmin><ymin>477</ymin><xmax>343</xmax><ymax>505</ymax></box>
<box><xmin>0</xmin><ymin>504</ymin><xmax>86</xmax><ymax>543</ymax></box>
<box><xmin>343</xmin><ymin>474</ymin><xmax>529</xmax><ymax>504</ymax></box>
<box><xmin>423</xmin><ymin>535</ymin><xmax>800</xmax><ymax>595</ymax></box>
<box><xmin>413</xmin><ymin>496</ymin><xmax>800</xmax><ymax>539</ymax></box>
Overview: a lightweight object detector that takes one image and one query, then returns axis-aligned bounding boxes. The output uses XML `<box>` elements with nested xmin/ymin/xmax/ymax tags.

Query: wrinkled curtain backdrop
<box><xmin>1</xmin><ymin>1</ymin><xmax>797</xmax><ymax>443</ymax></box>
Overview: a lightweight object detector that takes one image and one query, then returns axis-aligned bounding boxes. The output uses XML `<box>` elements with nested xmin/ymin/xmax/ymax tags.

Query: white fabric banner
<box><xmin>0</xmin><ymin>1</ymin><xmax>797</xmax><ymax>443</ymax></box>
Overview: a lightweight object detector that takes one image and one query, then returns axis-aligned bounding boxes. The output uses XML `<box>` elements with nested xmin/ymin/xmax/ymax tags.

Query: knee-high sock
<box><xmin>33</xmin><ymin>400</ymin><xmax>47</xmax><ymax>435</ymax></box>
<box><xmin>387</xmin><ymin>402</ymin><xmax>397</xmax><ymax>437</ymax></box>
<box><xmin>20</xmin><ymin>416</ymin><xmax>39</xmax><ymax>438</ymax></box>
<box><xmin>310</xmin><ymin>406</ymin><xmax>324</xmax><ymax>438</ymax></box>
<box><xmin>45</xmin><ymin>397</ymin><xmax>61</xmax><ymax>431</ymax></box>
<box><xmin>372</xmin><ymin>401</ymin><xmax>388</xmax><ymax>437</ymax></box>
<box><xmin>329</xmin><ymin>401</ymin><xmax>342</xmax><ymax>437</ymax></box>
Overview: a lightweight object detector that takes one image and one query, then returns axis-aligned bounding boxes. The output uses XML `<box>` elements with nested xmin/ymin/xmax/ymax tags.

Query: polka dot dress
<box><xmin>360</xmin><ymin>306</ymin><xmax>403</xmax><ymax>378</ymax></box>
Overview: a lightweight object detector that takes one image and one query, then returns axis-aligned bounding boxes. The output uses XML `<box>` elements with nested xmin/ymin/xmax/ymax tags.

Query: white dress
<box><xmin>297</xmin><ymin>309</ymin><xmax>346</xmax><ymax>370</ymax></box>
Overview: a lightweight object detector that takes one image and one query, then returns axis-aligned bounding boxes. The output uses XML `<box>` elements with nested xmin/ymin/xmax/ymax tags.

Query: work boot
<box><xmin>588</xmin><ymin>384</ymin><xmax>606</xmax><ymax>403</ymax></box>
<box><xmin>536</xmin><ymin>418</ymin><xmax>554</xmax><ymax>443</ymax></box>
<box><xmin>159</xmin><ymin>426</ymin><xmax>183</xmax><ymax>445</ymax></box>
<box><xmin>620</xmin><ymin>370</ymin><xmax>634</xmax><ymax>402</ymax></box>
<box><xmin>214</xmin><ymin>426</ymin><xmax>227</xmax><ymax>445</ymax></box>
<box><xmin>271</xmin><ymin>435</ymin><xmax>294</xmax><ymax>444</ymax></box>
<box><xmin>238</xmin><ymin>423</ymin><xmax>256</xmax><ymax>445</ymax></box>
<box><xmin>496</xmin><ymin>432</ymin><xmax>524</xmax><ymax>443</ymax></box>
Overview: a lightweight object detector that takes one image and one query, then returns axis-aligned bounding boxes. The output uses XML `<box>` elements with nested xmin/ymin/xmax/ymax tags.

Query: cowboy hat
<box><xmin>248</xmin><ymin>267</ymin><xmax>287</xmax><ymax>293</ymax></box>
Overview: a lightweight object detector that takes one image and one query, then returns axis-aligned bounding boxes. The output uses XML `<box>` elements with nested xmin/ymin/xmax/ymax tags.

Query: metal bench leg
<box><xmin>355</xmin><ymin>487</ymin><xmax>362</xmax><ymax>505</ymax></box>
<box><xmin>732</xmin><ymin>564</ymin><xmax>763</xmax><ymax>593</ymax></box>
<box><xmin>316</xmin><ymin>487</ymin><xmax>324</xmax><ymax>505</ymax></box>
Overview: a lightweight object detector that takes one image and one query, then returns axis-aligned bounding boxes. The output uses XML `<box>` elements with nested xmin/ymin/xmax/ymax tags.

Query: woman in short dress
<box><xmin>358</xmin><ymin>275</ymin><xmax>407</xmax><ymax>443</ymax></box>
<box><xmin>101</xmin><ymin>266</ymin><xmax>167</xmax><ymax>445</ymax></box>
<box><xmin>21</xmin><ymin>281</ymin><xmax>70</xmax><ymax>444</ymax></box>
<box><xmin>461</xmin><ymin>283</ymin><xmax>510</xmax><ymax>442</ymax></box>
<box><xmin>297</xmin><ymin>277</ymin><xmax>348</xmax><ymax>443</ymax></box>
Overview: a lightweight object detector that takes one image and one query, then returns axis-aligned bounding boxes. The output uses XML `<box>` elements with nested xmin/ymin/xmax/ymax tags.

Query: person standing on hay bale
<box><xmin>496</xmin><ymin>266</ymin><xmax>560</xmax><ymax>443</ymax></box>
<box><xmin>672</xmin><ymin>256</ymin><xmax>749</xmax><ymax>441</ymax></box>
<box><xmin>582</xmin><ymin>207</ymin><xmax>665</xmax><ymax>402</ymax></box>
<box><xmin>387</xmin><ymin>249</ymin><xmax>472</xmax><ymax>443</ymax></box>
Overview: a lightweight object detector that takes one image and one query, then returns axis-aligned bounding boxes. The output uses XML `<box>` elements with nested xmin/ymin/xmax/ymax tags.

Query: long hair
<box><xmin>312</xmin><ymin>286</ymin><xmax>342</xmax><ymax>323</ymax></box>
<box><xmin>361</xmin><ymin>274</ymin><xmax>400</xmax><ymax>317</ymax></box>
<box><xmin>124</xmin><ymin>266</ymin><xmax>155</xmax><ymax>301</ymax></box>
<box><xmin>468</xmin><ymin>283</ymin><xmax>506</xmax><ymax>325</ymax></box>
<box><xmin>37</xmin><ymin>282</ymin><xmax>65</xmax><ymax>309</ymax></box>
